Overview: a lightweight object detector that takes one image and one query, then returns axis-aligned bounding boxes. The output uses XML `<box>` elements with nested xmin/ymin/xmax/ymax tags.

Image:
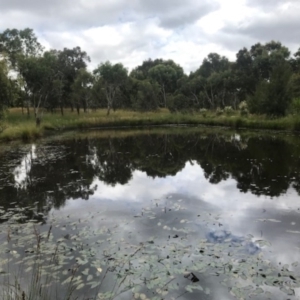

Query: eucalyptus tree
<box><xmin>290</xmin><ymin>48</ymin><xmax>300</xmax><ymax>73</ymax></box>
<box><xmin>0</xmin><ymin>59</ymin><xmax>9</xmax><ymax>120</ymax></box>
<box><xmin>235</xmin><ymin>41</ymin><xmax>291</xmax><ymax>101</ymax></box>
<box><xmin>248</xmin><ymin>61</ymin><xmax>292</xmax><ymax>116</ymax></box>
<box><xmin>93</xmin><ymin>61</ymin><xmax>128</xmax><ymax>115</ymax></box>
<box><xmin>148</xmin><ymin>63</ymin><xmax>184</xmax><ymax>108</ymax></box>
<box><xmin>0</xmin><ymin>28</ymin><xmax>43</xmax><ymax>116</ymax></box>
<box><xmin>130</xmin><ymin>58</ymin><xmax>165</xmax><ymax>80</ymax></box>
<box><xmin>0</xmin><ymin>28</ymin><xmax>43</xmax><ymax>67</ymax></box>
<box><xmin>71</xmin><ymin>68</ymin><xmax>94</xmax><ymax>114</ymax></box>
<box><xmin>18</xmin><ymin>51</ymin><xmax>63</xmax><ymax>122</ymax></box>
<box><xmin>118</xmin><ymin>77</ymin><xmax>140</xmax><ymax>109</ymax></box>
<box><xmin>289</xmin><ymin>48</ymin><xmax>300</xmax><ymax>101</ymax></box>
<box><xmin>188</xmin><ymin>53</ymin><xmax>236</xmax><ymax>109</ymax></box>
<box><xmin>237</xmin><ymin>41</ymin><xmax>293</xmax><ymax>116</ymax></box>
<box><xmin>56</xmin><ymin>47</ymin><xmax>90</xmax><ymax>112</ymax></box>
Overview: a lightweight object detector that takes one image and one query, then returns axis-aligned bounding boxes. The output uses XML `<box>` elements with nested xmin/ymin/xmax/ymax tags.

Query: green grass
<box><xmin>1</xmin><ymin>108</ymin><xmax>300</xmax><ymax>142</ymax></box>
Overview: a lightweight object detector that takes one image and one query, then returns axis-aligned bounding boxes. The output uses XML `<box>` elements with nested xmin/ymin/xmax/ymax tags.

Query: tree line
<box><xmin>1</xmin><ymin>27</ymin><xmax>300</xmax><ymax>121</ymax></box>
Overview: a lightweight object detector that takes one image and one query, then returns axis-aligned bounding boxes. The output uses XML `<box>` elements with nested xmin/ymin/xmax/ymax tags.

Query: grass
<box><xmin>1</xmin><ymin>108</ymin><xmax>300</xmax><ymax>142</ymax></box>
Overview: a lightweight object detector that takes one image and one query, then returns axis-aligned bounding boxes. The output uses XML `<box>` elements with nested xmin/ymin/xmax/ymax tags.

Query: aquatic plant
<box><xmin>0</xmin><ymin>200</ymin><xmax>299</xmax><ymax>299</ymax></box>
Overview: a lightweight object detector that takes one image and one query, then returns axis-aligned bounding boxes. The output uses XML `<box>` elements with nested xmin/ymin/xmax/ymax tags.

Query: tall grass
<box><xmin>1</xmin><ymin>108</ymin><xmax>300</xmax><ymax>142</ymax></box>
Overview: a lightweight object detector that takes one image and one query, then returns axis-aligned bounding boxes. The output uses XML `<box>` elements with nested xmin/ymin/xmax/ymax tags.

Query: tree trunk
<box><xmin>83</xmin><ymin>99</ymin><xmax>87</xmax><ymax>113</ymax></box>
<box><xmin>162</xmin><ymin>85</ymin><xmax>167</xmax><ymax>108</ymax></box>
<box><xmin>36</xmin><ymin>117</ymin><xmax>41</xmax><ymax>127</ymax></box>
<box><xmin>107</xmin><ymin>105</ymin><xmax>111</xmax><ymax>116</ymax></box>
<box><xmin>60</xmin><ymin>105</ymin><xmax>64</xmax><ymax>116</ymax></box>
<box><xmin>27</xmin><ymin>103</ymin><xmax>30</xmax><ymax>118</ymax></box>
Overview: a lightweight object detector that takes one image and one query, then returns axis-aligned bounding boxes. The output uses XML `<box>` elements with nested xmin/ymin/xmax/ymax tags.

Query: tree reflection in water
<box><xmin>0</xmin><ymin>129</ymin><xmax>299</xmax><ymax>214</ymax></box>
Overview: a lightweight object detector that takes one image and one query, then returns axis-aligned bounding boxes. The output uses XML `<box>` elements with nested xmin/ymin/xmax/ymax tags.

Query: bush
<box><xmin>216</xmin><ymin>107</ymin><xmax>223</xmax><ymax>116</ymax></box>
<box><xmin>199</xmin><ymin>108</ymin><xmax>207</xmax><ymax>117</ymax></box>
<box><xmin>224</xmin><ymin>106</ymin><xmax>234</xmax><ymax>116</ymax></box>
<box><xmin>240</xmin><ymin>109</ymin><xmax>249</xmax><ymax>117</ymax></box>
<box><xmin>168</xmin><ymin>94</ymin><xmax>194</xmax><ymax>113</ymax></box>
<box><xmin>239</xmin><ymin>101</ymin><xmax>249</xmax><ymax>117</ymax></box>
<box><xmin>291</xmin><ymin>98</ymin><xmax>300</xmax><ymax>115</ymax></box>
<box><xmin>239</xmin><ymin>101</ymin><xmax>248</xmax><ymax>110</ymax></box>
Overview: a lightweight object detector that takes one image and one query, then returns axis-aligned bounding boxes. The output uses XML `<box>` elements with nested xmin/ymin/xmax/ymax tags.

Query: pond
<box><xmin>1</xmin><ymin>127</ymin><xmax>300</xmax><ymax>300</ymax></box>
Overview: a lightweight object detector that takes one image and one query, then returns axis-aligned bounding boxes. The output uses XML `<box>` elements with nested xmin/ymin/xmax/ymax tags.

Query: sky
<box><xmin>0</xmin><ymin>0</ymin><xmax>299</xmax><ymax>73</ymax></box>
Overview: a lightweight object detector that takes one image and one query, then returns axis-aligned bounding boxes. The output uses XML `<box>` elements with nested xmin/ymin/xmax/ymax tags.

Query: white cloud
<box><xmin>0</xmin><ymin>0</ymin><xmax>299</xmax><ymax>73</ymax></box>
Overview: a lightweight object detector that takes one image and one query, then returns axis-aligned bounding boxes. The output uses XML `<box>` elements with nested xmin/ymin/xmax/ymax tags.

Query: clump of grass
<box><xmin>224</xmin><ymin>106</ymin><xmax>234</xmax><ymax>116</ymax></box>
<box><xmin>215</xmin><ymin>107</ymin><xmax>224</xmax><ymax>116</ymax></box>
<box><xmin>199</xmin><ymin>108</ymin><xmax>207</xmax><ymax>117</ymax></box>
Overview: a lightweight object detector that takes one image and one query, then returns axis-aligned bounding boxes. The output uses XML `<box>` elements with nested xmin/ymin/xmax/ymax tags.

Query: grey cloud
<box><xmin>0</xmin><ymin>0</ymin><xmax>66</xmax><ymax>12</ymax></box>
<box><xmin>0</xmin><ymin>0</ymin><xmax>131</xmax><ymax>31</ymax></box>
<box><xmin>216</xmin><ymin>2</ymin><xmax>300</xmax><ymax>55</ymax></box>
<box><xmin>246</xmin><ymin>0</ymin><xmax>298</xmax><ymax>9</ymax></box>
<box><xmin>0</xmin><ymin>0</ymin><xmax>218</xmax><ymax>31</ymax></box>
<box><xmin>222</xmin><ymin>19</ymin><xmax>300</xmax><ymax>47</ymax></box>
<box><xmin>135</xmin><ymin>0</ymin><xmax>219</xmax><ymax>28</ymax></box>
<box><xmin>209</xmin><ymin>32</ymin><xmax>257</xmax><ymax>53</ymax></box>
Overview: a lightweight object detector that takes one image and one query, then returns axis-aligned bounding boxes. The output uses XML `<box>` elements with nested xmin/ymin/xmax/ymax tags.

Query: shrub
<box><xmin>224</xmin><ymin>106</ymin><xmax>234</xmax><ymax>116</ymax></box>
<box><xmin>291</xmin><ymin>98</ymin><xmax>300</xmax><ymax>115</ymax></box>
<box><xmin>239</xmin><ymin>101</ymin><xmax>249</xmax><ymax>117</ymax></box>
<box><xmin>238</xmin><ymin>101</ymin><xmax>248</xmax><ymax>111</ymax></box>
<box><xmin>199</xmin><ymin>108</ymin><xmax>207</xmax><ymax>117</ymax></box>
<box><xmin>216</xmin><ymin>107</ymin><xmax>223</xmax><ymax>116</ymax></box>
<box><xmin>169</xmin><ymin>94</ymin><xmax>194</xmax><ymax>114</ymax></box>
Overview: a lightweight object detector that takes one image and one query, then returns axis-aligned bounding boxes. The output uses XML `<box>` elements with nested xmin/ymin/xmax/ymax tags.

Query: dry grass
<box><xmin>1</xmin><ymin>107</ymin><xmax>300</xmax><ymax>142</ymax></box>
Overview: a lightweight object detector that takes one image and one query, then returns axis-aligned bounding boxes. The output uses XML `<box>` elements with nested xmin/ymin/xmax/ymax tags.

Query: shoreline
<box><xmin>1</xmin><ymin>108</ymin><xmax>300</xmax><ymax>142</ymax></box>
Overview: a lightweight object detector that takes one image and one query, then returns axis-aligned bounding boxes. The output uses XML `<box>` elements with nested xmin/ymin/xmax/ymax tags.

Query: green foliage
<box><xmin>248</xmin><ymin>62</ymin><xmax>292</xmax><ymax>116</ymax></box>
<box><xmin>148</xmin><ymin>63</ymin><xmax>184</xmax><ymax>107</ymax></box>
<box><xmin>168</xmin><ymin>94</ymin><xmax>194</xmax><ymax>113</ymax></box>
<box><xmin>0</xmin><ymin>28</ymin><xmax>43</xmax><ymax>67</ymax></box>
<box><xmin>290</xmin><ymin>73</ymin><xmax>300</xmax><ymax>98</ymax></box>
<box><xmin>291</xmin><ymin>98</ymin><xmax>300</xmax><ymax>115</ymax></box>
<box><xmin>0</xmin><ymin>60</ymin><xmax>9</xmax><ymax>119</ymax></box>
<box><xmin>93</xmin><ymin>61</ymin><xmax>128</xmax><ymax>115</ymax></box>
<box><xmin>71</xmin><ymin>68</ymin><xmax>94</xmax><ymax>113</ymax></box>
<box><xmin>133</xmin><ymin>80</ymin><xmax>159</xmax><ymax>112</ymax></box>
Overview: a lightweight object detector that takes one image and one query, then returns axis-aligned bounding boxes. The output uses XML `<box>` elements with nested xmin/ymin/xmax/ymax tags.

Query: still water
<box><xmin>1</xmin><ymin>127</ymin><xmax>300</xmax><ymax>300</ymax></box>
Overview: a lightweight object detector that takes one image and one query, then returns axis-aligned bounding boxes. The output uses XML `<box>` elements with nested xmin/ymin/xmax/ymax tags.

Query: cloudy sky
<box><xmin>0</xmin><ymin>0</ymin><xmax>299</xmax><ymax>73</ymax></box>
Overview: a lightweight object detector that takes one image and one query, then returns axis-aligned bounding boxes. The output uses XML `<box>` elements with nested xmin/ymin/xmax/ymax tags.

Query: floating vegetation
<box><xmin>0</xmin><ymin>201</ymin><xmax>300</xmax><ymax>300</ymax></box>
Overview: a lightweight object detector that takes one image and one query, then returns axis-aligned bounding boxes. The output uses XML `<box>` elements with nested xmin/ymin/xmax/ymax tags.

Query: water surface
<box><xmin>1</xmin><ymin>127</ymin><xmax>300</xmax><ymax>299</ymax></box>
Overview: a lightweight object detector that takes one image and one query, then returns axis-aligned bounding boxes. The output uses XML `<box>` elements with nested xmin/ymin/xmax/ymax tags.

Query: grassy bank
<box><xmin>1</xmin><ymin>108</ymin><xmax>300</xmax><ymax>142</ymax></box>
